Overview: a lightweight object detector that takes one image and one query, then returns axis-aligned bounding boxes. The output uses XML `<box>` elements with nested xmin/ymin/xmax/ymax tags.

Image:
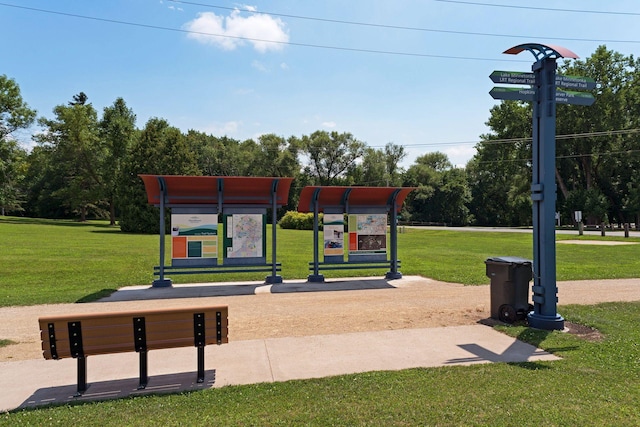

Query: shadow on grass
<box><xmin>480</xmin><ymin>317</ymin><xmax>580</xmax><ymax>353</ymax></box>
<box><xmin>507</xmin><ymin>361</ymin><xmax>553</xmax><ymax>370</ymax></box>
<box><xmin>76</xmin><ymin>289</ymin><xmax>118</xmax><ymax>303</ymax></box>
<box><xmin>1</xmin><ymin>217</ymin><xmax>114</xmax><ymax>229</ymax></box>
<box><xmin>15</xmin><ymin>370</ymin><xmax>217</xmax><ymax>412</ymax></box>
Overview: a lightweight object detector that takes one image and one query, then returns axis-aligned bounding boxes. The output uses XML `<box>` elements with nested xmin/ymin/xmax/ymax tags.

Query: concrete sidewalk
<box><xmin>1</xmin><ymin>323</ymin><xmax>558</xmax><ymax>412</ymax></box>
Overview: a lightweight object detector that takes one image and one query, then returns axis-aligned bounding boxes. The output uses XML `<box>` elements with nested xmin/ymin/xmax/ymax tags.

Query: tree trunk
<box><xmin>555</xmin><ymin>167</ymin><xmax>569</xmax><ymax>200</ymax></box>
<box><xmin>110</xmin><ymin>199</ymin><xmax>116</xmax><ymax>226</ymax></box>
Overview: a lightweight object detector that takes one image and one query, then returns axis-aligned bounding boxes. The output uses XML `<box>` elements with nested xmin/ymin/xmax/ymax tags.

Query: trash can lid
<box><xmin>485</xmin><ymin>256</ymin><xmax>532</xmax><ymax>265</ymax></box>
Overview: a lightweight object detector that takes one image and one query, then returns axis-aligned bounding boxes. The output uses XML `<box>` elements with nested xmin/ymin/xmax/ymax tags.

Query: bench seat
<box><xmin>39</xmin><ymin>305</ymin><xmax>228</xmax><ymax>395</ymax></box>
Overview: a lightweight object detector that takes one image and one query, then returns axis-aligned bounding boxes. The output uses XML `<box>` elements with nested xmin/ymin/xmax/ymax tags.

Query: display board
<box><xmin>223</xmin><ymin>212</ymin><xmax>267</xmax><ymax>265</ymax></box>
<box><xmin>348</xmin><ymin>214</ymin><xmax>387</xmax><ymax>261</ymax></box>
<box><xmin>171</xmin><ymin>213</ymin><xmax>218</xmax><ymax>266</ymax></box>
<box><xmin>323</xmin><ymin>214</ymin><xmax>345</xmax><ymax>259</ymax></box>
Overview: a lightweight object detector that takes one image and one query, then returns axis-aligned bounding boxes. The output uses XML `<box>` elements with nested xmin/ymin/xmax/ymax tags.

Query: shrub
<box><xmin>279</xmin><ymin>211</ymin><xmax>319</xmax><ymax>230</ymax></box>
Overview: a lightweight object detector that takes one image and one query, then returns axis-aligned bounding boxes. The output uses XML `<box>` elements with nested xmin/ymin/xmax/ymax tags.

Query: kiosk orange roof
<box><xmin>297</xmin><ymin>186</ymin><xmax>414</xmax><ymax>213</ymax></box>
<box><xmin>139</xmin><ymin>175</ymin><xmax>293</xmax><ymax>207</ymax></box>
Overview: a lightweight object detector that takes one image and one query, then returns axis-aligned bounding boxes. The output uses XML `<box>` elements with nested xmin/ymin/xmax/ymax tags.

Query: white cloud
<box><xmin>322</xmin><ymin>121</ymin><xmax>337</xmax><ymax>128</ymax></box>
<box><xmin>241</xmin><ymin>4</ymin><xmax>258</xmax><ymax>12</ymax></box>
<box><xmin>204</xmin><ymin>120</ymin><xmax>242</xmax><ymax>135</ymax></box>
<box><xmin>184</xmin><ymin>9</ymin><xmax>289</xmax><ymax>53</ymax></box>
<box><xmin>443</xmin><ymin>145</ymin><xmax>477</xmax><ymax>167</ymax></box>
<box><xmin>280</xmin><ymin>62</ymin><xmax>289</xmax><ymax>70</ymax></box>
<box><xmin>251</xmin><ymin>60</ymin><xmax>268</xmax><ymax>72</ymax></box>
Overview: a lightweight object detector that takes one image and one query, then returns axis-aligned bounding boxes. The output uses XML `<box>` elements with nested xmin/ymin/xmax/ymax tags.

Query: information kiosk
<box><xmin>297</xmin><ymin>186</ymin><xmax>414</xmax><ymax>282</ymax></box>
<box><xmin>140</xmin><ymin>175</ymin><xmax>293</xmax><ymax>287</ymax></box>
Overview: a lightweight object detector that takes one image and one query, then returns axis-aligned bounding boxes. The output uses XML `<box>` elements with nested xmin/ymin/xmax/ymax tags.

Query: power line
<box><xmin>0</xmin><ymin>2</ymin><xmax>523</xmax><ymax>62</ymax></box>
<box><xmin>434</xmin><ymin>0</ymin><xmax>640</xmax><ymax>17</ymax></box>
<box><xmin>170</xmin><ymin>0</ymin><xmax>640</xmax><ymax>45</ymax></box>
<box><xmin>374</xmin><ymin>128</ymin><xmax>640</xmax><ymax>150</ymax></box>
<box><xmin>477</xmin><ymin>148</ymin><xmax>640</xmax><ymax>166</ymax></box>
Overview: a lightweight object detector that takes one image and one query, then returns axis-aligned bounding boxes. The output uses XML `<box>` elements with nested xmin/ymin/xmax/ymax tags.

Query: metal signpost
<box><xmin>489</xmin><ymin>43</ymin><xmax>596</xmax><ymax>330</ymax></box>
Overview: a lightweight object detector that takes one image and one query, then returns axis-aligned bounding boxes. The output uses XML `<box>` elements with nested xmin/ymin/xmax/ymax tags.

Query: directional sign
<box><xmin>555</xmin><ymin>89</ymin><xmax>595</xmax><ymax>106</ymax></box>
<box><xmin>490</xmin><ymin>70</ymin><xmax>536</xmax><ymax>86</ymax></box>
<box><xmin>490</xmin><ymin>87</ymin><xmax>595</xmax><ymax>106</ymax></box>
<box><xmin>490</xmin><ymin>70</ymin><xmax>597</xmax><ymax>90</ymax></box>
<box><xmin>489</xmin><ymin>87</ymin><xmax>534</xmax><ymax>101</ymax></box>
<box><xmin>557</xmin><ymin>75</ymin><xmax>597</xmax><ymax>91</ymax></box>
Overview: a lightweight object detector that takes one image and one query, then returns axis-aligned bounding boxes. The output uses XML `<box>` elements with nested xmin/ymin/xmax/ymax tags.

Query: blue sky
<box><xmin>2</xmin><ymin>1</ymin><xmax>640</xmax><ymax>167</ymax></box>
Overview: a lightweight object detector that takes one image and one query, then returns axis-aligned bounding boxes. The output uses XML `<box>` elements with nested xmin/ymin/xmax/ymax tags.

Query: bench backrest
<box><xmin>39</xmin><ymin>305</ymin><xmax>229</xmax><ymax>360</ymax></box>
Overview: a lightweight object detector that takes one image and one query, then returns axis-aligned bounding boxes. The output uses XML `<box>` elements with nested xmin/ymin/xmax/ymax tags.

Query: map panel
<box><xmin>227</xmin><ymin>214</ymin><xmax>263</xmax><ymax>258</ymax></box>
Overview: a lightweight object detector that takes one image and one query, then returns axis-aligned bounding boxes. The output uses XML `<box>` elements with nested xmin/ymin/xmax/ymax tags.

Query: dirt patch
<box><xmin>564</xmin><ymin>321</ymin><xmax>604</xmax><ymax>342</ymax></box>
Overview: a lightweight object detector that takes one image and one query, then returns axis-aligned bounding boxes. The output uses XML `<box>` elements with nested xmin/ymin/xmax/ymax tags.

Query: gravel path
<box><xmin>2</xmin><ymin>276</ymin><xmax>639</xmax><ymax>362</ymax></box>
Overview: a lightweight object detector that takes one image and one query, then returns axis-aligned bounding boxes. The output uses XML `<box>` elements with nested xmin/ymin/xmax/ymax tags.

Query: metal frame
<box><xmin>141</xmin><ymin>175</ymin><xmax>292</xmax><ymax>287</ymax></box>
<box><xmin>503</xmin><ymin>43</ymin><xmax>580</xmax><ymax>330</ymax></box>
<box><xmin>299</xmin><ymin>186</ymin><xmax>414</xmax><ymax>283</ymax></box>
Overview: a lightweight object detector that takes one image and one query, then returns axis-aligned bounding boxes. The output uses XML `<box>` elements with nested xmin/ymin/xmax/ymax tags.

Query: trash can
<box><xmin>485</xmin><ymin>256</ymin><xmax>533</xmax><ymax>323</ymax></box>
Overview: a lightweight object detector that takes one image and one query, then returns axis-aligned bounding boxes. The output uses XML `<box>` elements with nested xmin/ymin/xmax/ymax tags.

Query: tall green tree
<box><xmin>348</xmin><ymin>142</ymin><xmax>407</xmax><ymax>187</ymax></box>
<box><xmin>384</xmin><ymin>142</ymin><xmax>407</xmax><ymax>186</ymax></box>
<box><xmin>35</xmin><ymin>93</ymin><xmax>103</xmax><ymax>221</ymax></box>
<box><xmin>0</xmin><ymin>75</ymin><xmax>37</xmax><ymax>215</ymax></box>
<box><xmin>118</xmin><ymin>118</ymin><xmax>199</xmax><ymax>233</ymax></box>
<box><xmin>555</xmin><ymin>45</ymin><xmax>637</xmax><ymax>224</ymax></box>
<box><xmin>0</xmin><ymin>75</ymin><xmax>37</xmax><ymax>141</ymax></box>
<box><xmin>351</xmin><ymin>147</ymin><xmax>387</xmax><ymax>186</ymax></box>
<box><xmin>468</xmin><ymin>100</ymin><xmax>532</xmax><ymax>226</ymax></box>
<box><xmin>0</xmin><ymin>139</ymin><xmax>28</xmax><ymax>215</ymax></box>
<box><xmin>301</xmin><ymin>131</ymin><xmax>365</xmax><ymax>185</ymax></box>
<box><xmin>100</xmin><ymin>98</ymin><xmax>136</xmax><ymax>225</ymax></box>
<box><xmin>252</xmin><ymin>134</ymin><xmax>300</xmax><ymax>178</ymax></box>
<box><xmin>404</xmin><ymin>152</ymin><xmax>471</xmax><ymax>226</ymax></box>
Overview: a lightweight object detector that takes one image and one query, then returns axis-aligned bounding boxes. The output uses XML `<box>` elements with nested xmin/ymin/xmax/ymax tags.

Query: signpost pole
<box><xmin>529</xmin><ymin>57</ymin><xmax>564</xmax><ymax>330</ymax></box>
<box><xmin>499</xmin><ymin>43</ymin><xmax>585</xmax><ymax>330</ymax></box>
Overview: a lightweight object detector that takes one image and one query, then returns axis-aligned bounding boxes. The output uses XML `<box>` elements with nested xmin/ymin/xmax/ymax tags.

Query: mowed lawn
<box><xmin>1</xmin><ymin>217</ymin><xmax>640</xmax><ymax>425</ymax></box>
<box><xmin>2</xmin><ymin>216</ymin><xmax>640</xmax><ymax>306</ymax></box>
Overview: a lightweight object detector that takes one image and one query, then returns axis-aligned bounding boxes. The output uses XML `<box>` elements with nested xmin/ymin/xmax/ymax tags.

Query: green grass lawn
<box><xmin>1</xmin><ymin>217</ymin><xmax>640</xmax><ymax>424</ymax></box>
<box><xmin>1</xmin><ymin>216</ymin><xmax>640</xmax><ymax>306</ymax></box>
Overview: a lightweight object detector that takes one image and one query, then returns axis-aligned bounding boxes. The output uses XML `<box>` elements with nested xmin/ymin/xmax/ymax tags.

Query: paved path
<box><xmin>2</xmin><ymin>275</ymin><xmax>640</xmax><ymax>412</ymax></box>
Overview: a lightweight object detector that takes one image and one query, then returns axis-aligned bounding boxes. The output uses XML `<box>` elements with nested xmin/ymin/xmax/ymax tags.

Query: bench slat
<box><xmin>39</xmin><ymin>306</ymin><xmax>228</xmax><ymax>360</ymax></box>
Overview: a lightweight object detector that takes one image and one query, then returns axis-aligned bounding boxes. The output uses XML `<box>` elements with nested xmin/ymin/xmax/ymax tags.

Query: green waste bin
<box><xmin>485</xmin><ymin>256</ymin><xmax>533</xmax><ymax>323</ymax></box>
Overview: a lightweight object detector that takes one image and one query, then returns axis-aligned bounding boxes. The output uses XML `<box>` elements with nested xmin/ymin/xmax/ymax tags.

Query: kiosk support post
<box><xmin>265</xmin><ymin>180</ymin><xmax>283</xmax><ymax>284</ymax></box>
<box><xmin>153</xmin><ymin>177</ymin><xmax>172</xmax><ymax>287</ymax></box>
<box><xmin>308</xmin><ymin>188</ymin><xmax>324</xmax><ymax>282</ymax></box>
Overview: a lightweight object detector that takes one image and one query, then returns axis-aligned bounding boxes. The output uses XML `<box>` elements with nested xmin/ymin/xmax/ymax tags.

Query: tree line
<box><xmin>1</xmin><ymin>45</ymin><xmax>639</xmax><ymax>231</ymax></box>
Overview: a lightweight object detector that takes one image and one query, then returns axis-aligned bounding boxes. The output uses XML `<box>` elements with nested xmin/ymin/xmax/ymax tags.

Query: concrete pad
<box><xmin>1</xmin><ymin>325</ymin><xmax>558</xmax><ymax>412</ymax></box>
<box><xmin>98</xmin><ymin>277</ymin><xmax>397</xmax><ymax>302</ymax></box>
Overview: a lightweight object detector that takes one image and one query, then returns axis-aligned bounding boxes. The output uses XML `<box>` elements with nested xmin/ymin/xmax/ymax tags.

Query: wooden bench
<box><xmin>38</xmin><ymin>305</ymin><xmax>229</xmax><ymax>395</ymax></box>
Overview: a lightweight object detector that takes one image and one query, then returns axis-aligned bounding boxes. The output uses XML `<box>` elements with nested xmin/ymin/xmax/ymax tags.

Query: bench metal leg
<box><xmin>138</xmin><ymin>351</ymin><xmax>148</xmax><ymax>389</ymax></box>
<box><xmin>197</xmin><ymin>346</ymin><xmax>205</xmax><ymax>383</ymax></box>
<box><xmin>76</xmin><ymin>356</ymin><xmax>87</xmax><ymax>396</ymax></box>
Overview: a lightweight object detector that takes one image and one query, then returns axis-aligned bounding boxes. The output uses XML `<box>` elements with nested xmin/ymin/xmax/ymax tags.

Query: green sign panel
<box><xmin>490</xmin><ymin>70</ymin><xmax>597</xmax><ymax>90</ymax></box>
<box><xmin>490</xmin><ymin>87</ymin><xmax>595</xmax><ymax>106</ymax></box>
